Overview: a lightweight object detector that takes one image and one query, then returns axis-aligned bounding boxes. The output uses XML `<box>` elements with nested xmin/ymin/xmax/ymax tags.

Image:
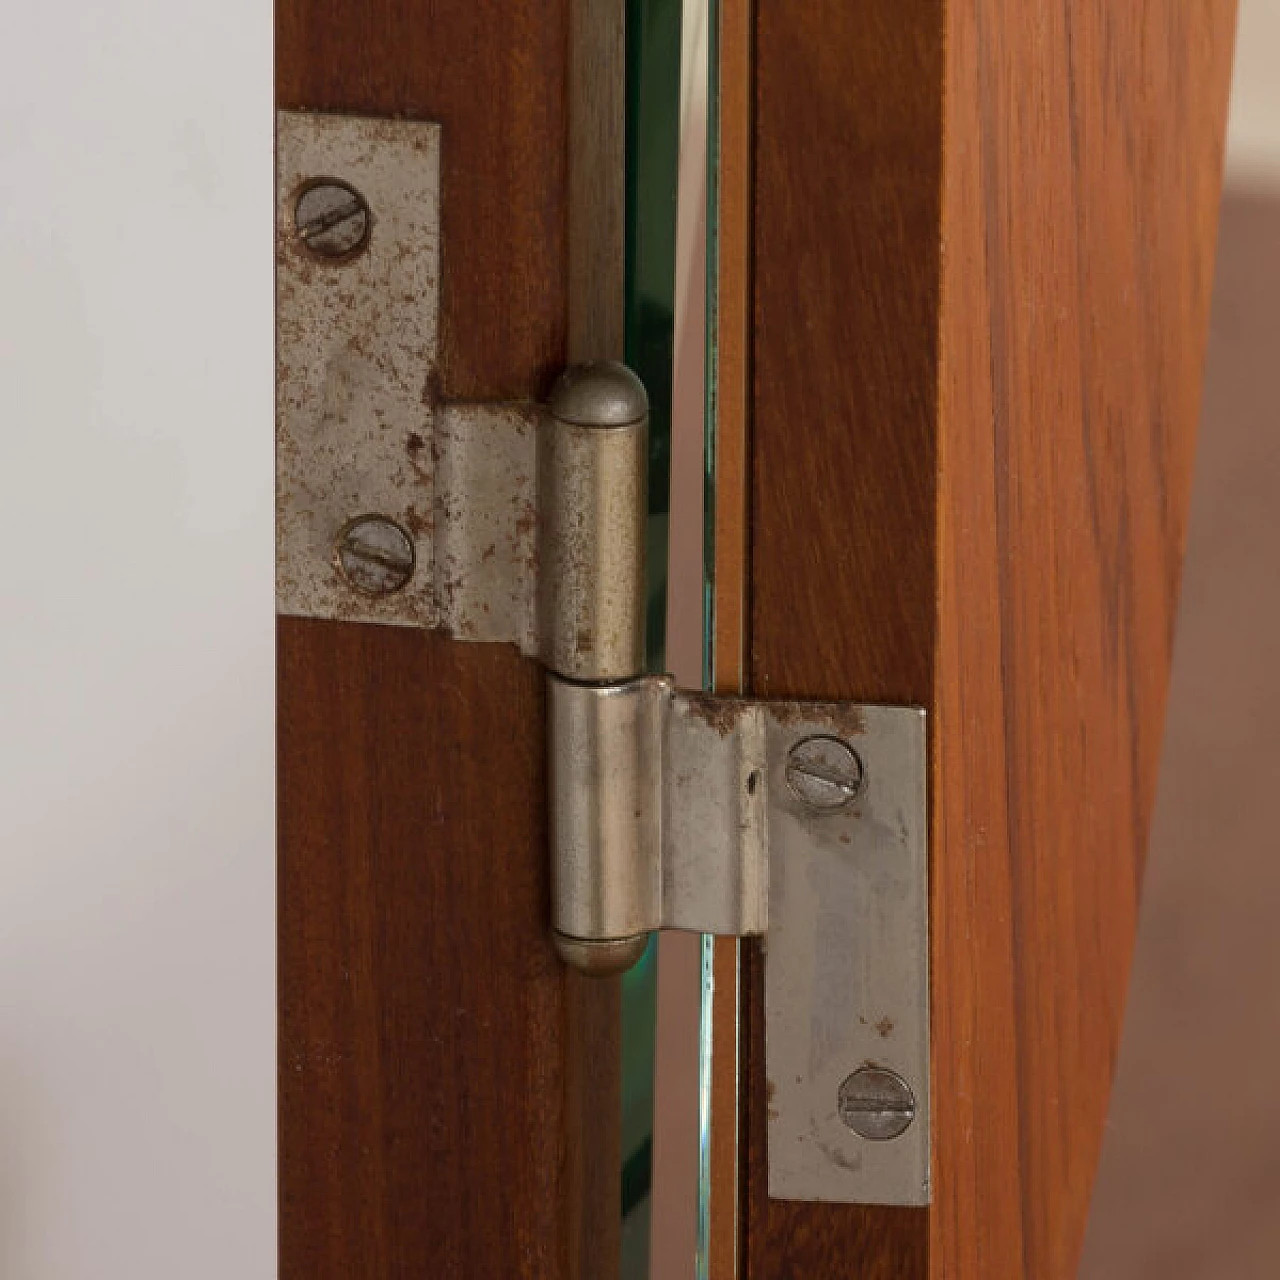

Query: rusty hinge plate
<box><xmin>276</xmin><ymin>112</ymin><xmax>647</xmax><ymax>681</ymax></box>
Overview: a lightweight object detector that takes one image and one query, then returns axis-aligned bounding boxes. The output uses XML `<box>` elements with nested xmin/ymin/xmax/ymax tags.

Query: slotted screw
<box><xmin>838</xmin><ymin>1067</ymin><xmax>916</xmax><ymax>1141</ymax></box>
<box><xmin>294</xmin><ymin>179</ymin><xmax>371</xmax><ymax>259</ymax></box>
<box><xmin>785</xmin><ymin>735</ymin><xmax>864</xmax><ymax>812</ymax></box>
<box><xmin>334</xmin><ymin>516</ymin><xmax>414</xmax><ymax>596</ymax></box>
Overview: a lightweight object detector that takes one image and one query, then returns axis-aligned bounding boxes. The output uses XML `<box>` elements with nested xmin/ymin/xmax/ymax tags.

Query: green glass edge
<box><xmin>621</xmin><ymin>2</ymin><xmax>683</xmax><ymax>1278</ymax></box>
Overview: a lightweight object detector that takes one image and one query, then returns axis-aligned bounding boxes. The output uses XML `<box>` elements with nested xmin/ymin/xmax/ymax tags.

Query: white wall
<box><xmin>0</xmin><ymin>5</ymin><xmax>275</xmax><ymax>1278</ymax></box>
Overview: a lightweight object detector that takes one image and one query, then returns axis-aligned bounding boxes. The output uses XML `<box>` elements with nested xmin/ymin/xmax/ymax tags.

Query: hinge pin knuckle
<box><xmin>541</xmin><ymin>363</ymin><xmax>648</xmax><ymax>682</ymax></box>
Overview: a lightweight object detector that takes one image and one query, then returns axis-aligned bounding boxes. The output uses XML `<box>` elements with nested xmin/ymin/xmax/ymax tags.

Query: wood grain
<box><xmin>744</xmin><ymin>1</ymin><xmax>942</xmax><ymax>1272</ymax></box>
<box><xmin>934</xmin><ymin>5</ymin><xmax>1236</xmax><ymax>1276</ymax></box>
<box><xmin>706</xmin><ymin>1</ymin><xmax>752</xmax><ymax>1278</ymax></box>
<box><xmin>569</xmin><ymin>0</ymin><xmax>626</xmax><ymax>363</ymax></box>
<box><xmin>710</xmin><ymin>0</ymin><xmax>752</xmax><ymax>690</ymax></box>
<box><xmin>277</xmin><ymin>3</ymin><xmax>620</xmax><ymax>1277</ymax></box>
<box><xmin>279</xmin><ymin>624</ymin><xmax>619</xmax><ymax>1279</ymax></box>
<box><xmin>278</xmin><ymin>0</ymin><xmax>570</xmax><ymax>403</ymax></box>
<box><xmin>742</xmin><ymin>1</ymin><xmax>1236</xmax><ymax>1277</ymax></box>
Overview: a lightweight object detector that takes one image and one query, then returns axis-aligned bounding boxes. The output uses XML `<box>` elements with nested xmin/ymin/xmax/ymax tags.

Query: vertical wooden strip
<box><xmin>710</xmin><ymin>0</ymin><xmax>751</xmax><ymax>685</ymax></box>
<box><xmin>277</xmin><ymin>1</ymin><xmax>570</xmax><ymax>401</ymax></box>
<box><xmin>570</xmin><ymin>0</ymin><xmax>626</xmax><ymax>363</ymax></box>
<box><xmin>279</xmin><ymin>626</ymin><xmax>575</xmax><ymax>1277</ymax></box>
<box><xmin>934</xmin><ymin>4</ymin><xmax>1237</xmax><ymax>1277</ymax></box>
<box><xmin>744</xmin><ymin>0</ymin><xmax>941</xmax><ymax>1274</ymax></box>
<box><xmin>276</xmin><ymin>3</ymin><xmax>620</xmax><ymax>1277</ymax></box>
<box><xmin>706</xmin><ymin>941</ymin><xmax>742</xmax><ymax>1278</ymax></box>
<box><xmin>706</xmin><ymin>0</ymin><xmax>753</xmax><ymax>1278</ymax></box>
<box><xmin>749</xmin><ymin>0</ymin><xmax>943</xmax><ymax>702</ymax></box>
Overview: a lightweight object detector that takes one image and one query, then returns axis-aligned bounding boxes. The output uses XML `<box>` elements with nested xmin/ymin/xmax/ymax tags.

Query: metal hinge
<box><xmin>277</xmin><ymin>112</ymin><xmax>646</xmax><ymax>682</ymax></box>
<box><xmin>276</xmin><ymin>109</ymin><xmax>930</xmax><ymax>1208</ymax></box>
<box><xmin>549</xmin><ymin>673</ymin><xmax>929</xmax><ymax>1206</ymax></box>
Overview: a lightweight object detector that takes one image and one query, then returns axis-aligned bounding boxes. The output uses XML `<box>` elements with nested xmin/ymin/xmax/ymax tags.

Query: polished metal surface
<box><xmin>765</xmin><ymin>701</ymin><xmax>929</xmax><ymax>1206</ymax></box>
<box><xmin>540</xmin><ymin>363</ymin><xmax>648</xmax><ymax>681</ymax></box>
<box><xmin>549</xmin><ymin>674</ymin><xmax>931</xmax><ymax>1204</ymax></box>
<box><xmin>549</xmin><ymin>676</ymin><xmax>663</xmax><ymax>946</ymax></box>
<box><xmin>552</xmin><ymin>930</ymin><xmax>651</xmax><ymax>976</ymax></box>
<box><xmin>548</xmin><ymin>360</ymin><xmax>649</xmax><ymax>426</ymax></box>
<box><xmin>548</xmin><ymin>675</ymin><xmax>769</xmax><ymax>950</ymax></box>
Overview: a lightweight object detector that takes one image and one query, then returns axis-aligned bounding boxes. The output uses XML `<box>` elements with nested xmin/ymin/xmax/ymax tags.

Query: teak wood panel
<box><xmin>743</xmin><ymin>3</ymin><xmax>1236</xmax><ymax>1279</ymax></box>
<box><xmin>276</xmin><ymin>5</ymin><xmax>619</xmax><ymax>1278</ymax></box>
<box><xmin>704</xmin><ymin>2</ymin><xmax>754</xmax><ymax>1278</ymax></box>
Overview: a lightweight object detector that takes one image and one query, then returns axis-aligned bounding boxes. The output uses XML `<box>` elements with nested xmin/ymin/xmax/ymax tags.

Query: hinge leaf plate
<box><xmin>764</xmin><ymin>701</ymin><xmax>930</xmax><ymax>1206</ymax></box>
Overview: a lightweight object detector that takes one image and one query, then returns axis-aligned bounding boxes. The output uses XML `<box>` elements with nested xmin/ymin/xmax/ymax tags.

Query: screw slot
<box><xmin>334</xmin><ymin>515</ymin><xmax>415</xmax><ymax>596</ymax></box>
<box><xmin>785</xmin><ymin>735</ymin><xmax>863</xmax><ymax>812</ymax></box>
<box><xmin>837</xmin><ymin>1067</ymin><xmax>916</xmax><ymax>1141</ymax></box>
<box><xmin>294</xmin><ymin>178</ymin><xmax>371</xmax><ymax>261</ymax></box>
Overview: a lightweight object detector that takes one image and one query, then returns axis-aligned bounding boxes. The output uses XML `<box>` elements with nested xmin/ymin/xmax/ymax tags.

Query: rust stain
<box><xmin>514</xmin><ymin>507</ymin><xmax>537</xmax><ymax>540</ymax></box>
<box><xmin>767</xmin><ymin>701</ymin><xmax>868</xmax><ymax>736</ymax></box>
<box><xmin>681</xmin><ymin>691</ymin><xmax>741</xmax><ymax>738</ymax></box>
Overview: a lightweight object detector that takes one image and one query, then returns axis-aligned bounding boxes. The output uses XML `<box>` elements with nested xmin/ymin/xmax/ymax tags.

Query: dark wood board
<box><xmin>276</xmin><ymin>4</ymin><xmax>620</xmax><ymax>1277</ymax></box>
<box><xmin>278</xmin><ymin>0</ymin><xmax>571</xmax><ymax>403</ymax></box>
<box><xmin>743</xmin><ymin>1</ymin><xmax>943</xmax><ymax>1275</ymax></box>
<box><xmin>279</xmin><ymin>623</ymin><xmax>620</xmax><ymax>1279</ymax></box>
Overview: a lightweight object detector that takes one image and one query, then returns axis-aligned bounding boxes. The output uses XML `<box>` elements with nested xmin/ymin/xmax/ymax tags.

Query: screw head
<box><xmin>294</xmin><ymin>179</ymin><xmax>371</xmax><ymax>260</ymax></box>
<box><xmin>838</xmin><ymin>1067</ymin><xmax>916</xmax><ymax>1141</ymax></box>
<box><xmin>785</xmin><ymin>735</ymin><xmax>864</xmax><ymax>811</ymax></box>
<box><xmin>334</xmin><ymin>516</ymin><xmax>415</xmax><ymax>596</ymax></box>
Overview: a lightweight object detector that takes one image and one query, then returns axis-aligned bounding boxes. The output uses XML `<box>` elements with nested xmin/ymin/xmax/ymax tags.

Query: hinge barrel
<box><xmin>548</xmin><ymin>675</ymin><xmax>770</xmax><ymax>967</ymax></box>
<box><xmin>540</xmin><ymin>365</ymin><xmax>648</xmax><ymax>682</ymax></box>
<box><xmin>548</xmin><ymin>676</ymin><xmax>661</xmax><ymax>947</ymax></box>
